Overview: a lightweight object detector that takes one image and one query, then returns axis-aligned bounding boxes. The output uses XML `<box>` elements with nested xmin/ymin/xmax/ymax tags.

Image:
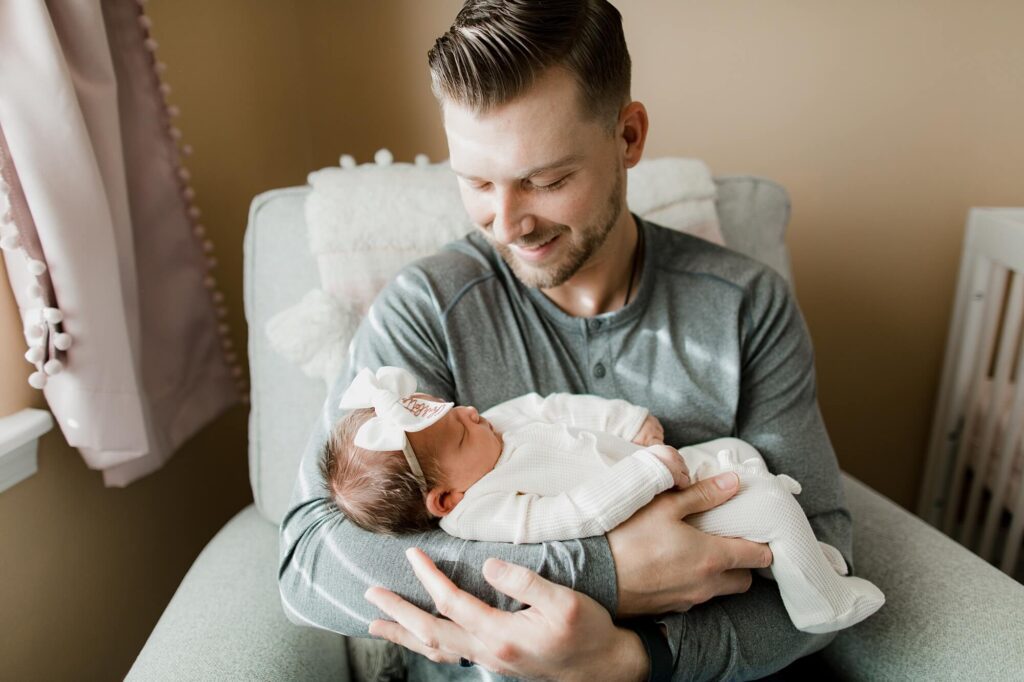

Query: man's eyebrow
<box><xmin>451</xmin><ymin>153</ymin><xmax>584</xmax><ymax>182</ymax></box>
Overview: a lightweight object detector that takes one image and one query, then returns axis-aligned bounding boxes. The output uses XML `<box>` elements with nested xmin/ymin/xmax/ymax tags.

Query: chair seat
<box><xmin>126</xmin><ymin>504</ymin><xmax>348</xmax><ymax>681</ymax></box>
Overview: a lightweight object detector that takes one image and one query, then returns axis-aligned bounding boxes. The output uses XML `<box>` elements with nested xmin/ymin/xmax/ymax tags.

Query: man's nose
<box><xmin>490</xmin><ymin>188</ymin><xmax>533</xmax><ymax>245</ymax></box>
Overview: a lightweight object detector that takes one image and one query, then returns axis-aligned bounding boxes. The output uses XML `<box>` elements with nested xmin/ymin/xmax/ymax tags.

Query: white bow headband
<box><xmin>338</xmin><ymin>366</ymin><xmax>453</xmax><ymax>485</ymax></box>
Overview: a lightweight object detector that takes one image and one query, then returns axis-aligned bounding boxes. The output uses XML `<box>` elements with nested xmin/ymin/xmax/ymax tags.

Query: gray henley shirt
<box><xmin>278</xmin><ymin>216</ymin><xmax>852</xmax><ymax>681</ymax></box>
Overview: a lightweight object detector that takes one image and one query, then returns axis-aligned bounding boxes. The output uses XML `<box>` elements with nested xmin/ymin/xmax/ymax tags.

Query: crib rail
<box><xmin>919</xmin><ymin>208</ymin><xmax>1024</xmax><ymax>577</ymax></box>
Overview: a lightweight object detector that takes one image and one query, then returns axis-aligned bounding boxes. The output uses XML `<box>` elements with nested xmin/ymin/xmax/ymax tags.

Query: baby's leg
<box><xmin>678</xmin><ymin>438</ymin><xmax>885</xmax><ymax>633</ymax></box>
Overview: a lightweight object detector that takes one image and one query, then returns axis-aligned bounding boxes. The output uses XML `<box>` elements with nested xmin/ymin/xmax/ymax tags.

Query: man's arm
<box><xmin>652</xmin><ymin>268</ymin><xmax>851</xmax><ymax>680</ymax></box>
<box><xmin>277</xmin><ymin>267</ymin><xmax>619</xmax><ymax>635</ymax></box>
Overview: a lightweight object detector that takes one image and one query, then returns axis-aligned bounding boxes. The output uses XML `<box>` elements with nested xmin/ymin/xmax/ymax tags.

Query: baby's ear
<box><xmin>425</xmin><ymin>488</ymin><xmax>464</xmax><ymax>517</ymax></box>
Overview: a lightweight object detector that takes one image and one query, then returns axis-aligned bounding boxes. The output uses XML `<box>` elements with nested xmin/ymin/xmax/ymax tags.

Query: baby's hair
<box><xmin>321</xmin><ymin>407</ymin><xmax>442</xmax><ymax>535</ymax></box>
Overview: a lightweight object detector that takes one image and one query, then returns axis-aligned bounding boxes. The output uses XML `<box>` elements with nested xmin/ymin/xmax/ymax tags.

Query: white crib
<box><xmin>919</xmin><ymin>208</ymin><xmax>1024</xmax><ymax>578</ymax></box>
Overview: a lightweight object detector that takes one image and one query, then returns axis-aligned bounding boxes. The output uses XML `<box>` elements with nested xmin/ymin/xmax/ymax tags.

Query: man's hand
<box><xmin>609</xmin><ymin>472</ymin><xmax>774</xmax><ymax>616</ymax></box>
<box><xmin>365</xmin><ymin>548</ymin><xmax>651</xmax><ymax>682</ymax></box>
<box><xmin>646</xmin><ymin>444</ymin><xmax>690</xmax><ymax>489</ymax></box>
<box><xmin>632</xmin><ymin>414</ymin><xmax>665</xmax><ymax>446</ymax></box>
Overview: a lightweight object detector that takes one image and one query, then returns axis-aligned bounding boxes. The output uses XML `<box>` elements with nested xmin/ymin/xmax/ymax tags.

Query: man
<box><xmin>278</xmin><ymin>0</ymin><xmax>852</xmax><ymax>679</ymax></box>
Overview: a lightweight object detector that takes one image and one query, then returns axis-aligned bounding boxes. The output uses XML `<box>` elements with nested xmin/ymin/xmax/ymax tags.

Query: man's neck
<box><xmin>541</xmin><ymin>212</ymin><xmax>642</xmax><ymax>318</ymax></box>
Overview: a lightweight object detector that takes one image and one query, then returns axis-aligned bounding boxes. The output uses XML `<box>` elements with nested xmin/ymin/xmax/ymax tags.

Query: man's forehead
<box><xmin>442</xmin><ymin>69</ymin><xmax>600</xmax><ymax>180</ymax></box>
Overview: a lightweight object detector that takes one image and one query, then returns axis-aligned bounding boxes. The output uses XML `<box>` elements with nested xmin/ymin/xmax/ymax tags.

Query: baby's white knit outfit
<box><xmin>440</xmin><ymin>392</ymin><xmax>884</xmax><ymax>634</ymax></box>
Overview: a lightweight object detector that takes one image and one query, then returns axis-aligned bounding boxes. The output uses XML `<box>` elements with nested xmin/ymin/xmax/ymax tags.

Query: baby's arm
<box><xmin>485</xmin><ymin>392</ymin><xmax>649</xmax><ymax>440</ymax></box>
<box><xmin>441</xmin><ymin>447</ymin><xmax>679</xmax><ymax>544</ymax></box>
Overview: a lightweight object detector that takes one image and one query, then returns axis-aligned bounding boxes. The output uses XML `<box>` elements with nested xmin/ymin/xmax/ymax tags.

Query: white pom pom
<box><xmin>159</xmin><ymin>83</ymin><xmax>172</xmax><ymax>96</ymax></box>
<box><xmin>167</xmin><ymin>105</ymin><xmax>180</xmax><ymax>118</ymax></box>
<box><xmin>169</xmin><ymin>126</ymin><xmax>182</xmax><ymax>140</ymax></box>
<box><xmin>218</xmin><ymin>323</ymin><xmax>230</xmax><ymax>334</ymax></box>
<box><xmin>212</xmin><ymin>291</ymin><xmax>225</xmax><ymax>304</ymax></box>
<box><xmin>178</xmin><ymin>167</ymin><xmax>191</xmax><ymax>181</ymax></box>
<box><xmin>225</xmin><ymin>351</ymin><xmax>238</xmax><ymax>363</ymax></box>
<box><xmin>155</xmin><ymin>61</ymin><xmax>167</xmax><ymax>74</ymax></box>
<box><xmin>203</xmin><ymin>275</ymin><xmax>216</xmax><ymax>289</ymax></box>
<box><xmin>216</xmin><ymin>306</ymin><xmax>228</xmax><ymax>319</ymax></box>
<box><xmin>231</xmin><ymin>366</ymin><xmax>244</xmax><ymax>378</ymax></box>
<box><xmin>414</xmin><ymin>153</ymin><xmax>430</xmax><ymax>167</ymax></box>
<box><xmin>183</xmin><ymin>187</ymin><xmax>195</xmax><ymax>200</ymax></box>
<box><xmin>26</xmin><ymin>323</ymin><xmax>45</xmax><ymax>340</ymax></box>
<box><xmin>43</xmin><ymin>307</ymin><xmax>63</xmax><ymax>323</ymax></box>
<box><xmin>28</xmin><ymin>371</ymin><xmax>47</xmax><ymax>389</ymax></box>
<box><xmin>339</xmin><ymin>154</ymin><xmax>356</xmax><ymax>169</ymax></box>
<box><xmin>202</xmin><ymin>239</ymin><xmax>215</xmax><ymax>253</ymax></box>
<box><xmin>206</xmin><ymin>256</ymin><xmax>218</xmax><ymax>268</ymax></box>
<box><xmin>182</xmin><ymin>144</ymin><xmax>193</xmax><ymax>156</ymax></box>
<box><xmin>53</xmin><ymin>332</ymin><xmax>73</xmax><ymax>350</ymax></box>
<box><xmin>138</xmin><ymin>15</ymin><xmax>153</xmax><ymax>30</ymax></box>
<box><xmin>188</xmin><ymin>207</ymin><xmax>201</xmax><ymax>220</ymax></box>
<box><xmin>221</xmin><ymin>337</ymin><xmax>234</xmax><ymax>350</ymax></box>
<box><xmin>0</xmin><ymin>234</ymin><xmax>19</xmax><ymax>250</ymax></box>
<box><xmin>192</xmin><ymin>223</ymin><xmax>206</xmax><ymax>237</ymax></box>
<box><xmin>25</xmin><ymin>346</ymin><xmax>44</xmax><ymax>364</ymax></box>
<box><xmin>374</xmin><ymin>148</ymin><xmax>394</xmax><ymax>166</ymax></box>
<box><xmin>144</xmin><ymin>37</ymin><xmax>159</xmax><ymax>52</ymax></box>
<box><xmin>27</xmin><ymin>259</ymin><xmax>47</xmax><ymax>275</ymax></box>
<box><xmin>25</xmin><ymin>283</ymin><xmax>43</xmax><ymax>299</ymax></box>
<box><xmin>43</xmin><ymin>359</ymin><xmax>63</xmax><ymax>375</ymax></box>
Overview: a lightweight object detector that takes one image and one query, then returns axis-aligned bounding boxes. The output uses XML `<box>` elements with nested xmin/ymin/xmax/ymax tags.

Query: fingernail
<box><xmin>483</xmin><ymin>558</ymin><xmax>507</xmax><ymax>581</ymax></box>
<box><xmin>714</xmin><ymin>472</ymin><xmax>738</xmax><ymax>490</ymax></box>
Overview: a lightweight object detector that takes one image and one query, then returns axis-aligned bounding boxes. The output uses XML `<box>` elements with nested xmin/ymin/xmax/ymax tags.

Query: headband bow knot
<box><xmin>339</xmin><ymin>367</ymin><xmax>453</xmax><ymax>484</ymax></box>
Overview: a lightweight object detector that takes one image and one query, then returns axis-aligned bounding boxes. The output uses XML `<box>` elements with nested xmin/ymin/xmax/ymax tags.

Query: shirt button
<box><xmin>593</xmin><ymin>363</ymin><xmax>606</xmax><ymax>378</ymax></box>
<box><xmin>590</xmin><ymin>319</ymin><xmax>603</xmax><ymax>330</ymax></box>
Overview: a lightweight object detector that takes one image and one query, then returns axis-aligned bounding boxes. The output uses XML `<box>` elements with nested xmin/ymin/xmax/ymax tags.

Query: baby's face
<box><xmin>408</xmin><ymin>402</ymin><xmax>503</xmax><ymax>491</ymax></box>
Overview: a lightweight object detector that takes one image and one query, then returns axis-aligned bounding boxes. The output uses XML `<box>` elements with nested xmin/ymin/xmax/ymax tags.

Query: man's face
<box><xmin>443</xmin><ymin>68</ymin><xmax>627</xmax><ymax>289</ymax></box>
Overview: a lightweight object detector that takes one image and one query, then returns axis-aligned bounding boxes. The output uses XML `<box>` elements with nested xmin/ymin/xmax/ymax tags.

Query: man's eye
<box><xmin>532</xmin><ymin>175</ymin><xmax>569</xmax><ymax>191</ymax></box>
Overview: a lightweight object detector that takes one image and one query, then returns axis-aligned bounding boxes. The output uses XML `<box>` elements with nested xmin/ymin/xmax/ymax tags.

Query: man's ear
<box><xmin>618</xmin><ymin>101</ymin><xmax>649</xmax><ymax>169</ymax></box>
<box><xmin>425</xmin><ymin>487</ymin><xmax>465</xmax><ymax>517</ymax></box>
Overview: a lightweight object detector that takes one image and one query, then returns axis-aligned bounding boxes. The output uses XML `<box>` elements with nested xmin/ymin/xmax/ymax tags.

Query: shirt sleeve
<box><xmin>656</xmin><ymin>269</ymin><xmax>850</xmax><ymax>681</ymax></box>
<box><xmin>487</xmin><ymin>392</ymin><xmax>649</xmax><ymax>440</ymax></box>
<box><xmin>277</xmin><ymin>266</ymin><xmax>619</xmax><ymax>636</ymax></box>
<box><xmin>441</xmin><ymin>449</ymin><xmax>674</xmax><ymax>544</ymax></box>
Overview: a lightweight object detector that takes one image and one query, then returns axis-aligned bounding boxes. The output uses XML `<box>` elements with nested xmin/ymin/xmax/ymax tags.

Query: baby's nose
<box><xmin>465</xmin><ymin>406</ymin><xmax>480</xmax><ymax>422</ymax></box>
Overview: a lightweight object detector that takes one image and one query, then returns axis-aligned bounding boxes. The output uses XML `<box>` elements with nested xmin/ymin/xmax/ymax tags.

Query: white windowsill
<box><xmin>0</xmin><ymin>408</ymin><xmax>53</xmax><ymax>493</ymax></box>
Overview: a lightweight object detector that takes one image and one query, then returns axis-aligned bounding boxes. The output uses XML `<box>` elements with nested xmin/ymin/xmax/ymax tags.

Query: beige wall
<box><xmin>1</xmin><ymin>0</ymin><xmax>1021</xmax><ymax>677</ymax></box>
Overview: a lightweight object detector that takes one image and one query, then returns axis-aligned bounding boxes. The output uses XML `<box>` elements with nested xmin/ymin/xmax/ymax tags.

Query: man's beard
<box><xmin>488</xmin><ymin>166</ymin><xmax>624</xmax><ymax>290</ymax></box>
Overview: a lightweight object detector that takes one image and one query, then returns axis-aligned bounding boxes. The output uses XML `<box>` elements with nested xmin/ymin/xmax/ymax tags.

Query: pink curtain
<box><xmin>0</xmin><ymin>0</ymin><xmax>243</xmax><ymax>486</ymax></box>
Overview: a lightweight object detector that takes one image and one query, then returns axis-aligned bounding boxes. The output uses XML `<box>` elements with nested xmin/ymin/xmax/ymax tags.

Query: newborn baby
<box><xmin>324</xmin><ymin>366</ymin><xmax>884</xmax><ymax>634</ymax></box>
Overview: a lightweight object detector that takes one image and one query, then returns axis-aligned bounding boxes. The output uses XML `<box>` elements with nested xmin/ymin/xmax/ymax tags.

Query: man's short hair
<box><xmin>428</xmin><ymin>0</ymin><xmax>631</xmax><ymax>130</ymax></box>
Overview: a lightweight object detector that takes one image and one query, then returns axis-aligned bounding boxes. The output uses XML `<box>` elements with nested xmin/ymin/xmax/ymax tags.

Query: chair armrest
<box><xmin>824</xmin><ymin>474</ymin><xmax>1024</xmax><ymax>679</ymax></box>
<box><xmin>127</xmin><ymin>505</ymin><xmax>348</xmax><ymax>681</ymax></box>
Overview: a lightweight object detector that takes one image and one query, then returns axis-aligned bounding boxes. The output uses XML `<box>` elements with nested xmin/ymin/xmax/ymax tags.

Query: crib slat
<box><xmin>942</xmin><ymin>263</ymin><xmax>1006</xmax><ymax>536</ymax></box>
<box><xmin>978</xmin><ymin>276</ymin><xmax>1024</xmax><ymax>557</ymax></box>
<box><xmin>962</xmin><ymin>270</ymin><xmax>1019</xmax><ymax>548</ymax></box>
<box><xmin>920</xmin><ymin>253</ymin><xmax>993</xmax><ymax>525</ymax></box>
<box><xmin>1001</xmin><ymin>479</ymin><xmax>1024</xmax><ymax>574</ymax></box>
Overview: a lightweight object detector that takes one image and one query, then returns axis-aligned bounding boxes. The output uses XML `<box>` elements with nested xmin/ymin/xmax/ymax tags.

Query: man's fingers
<box><xmin>481</xmin><ymin>557</ymin><xmax>575</xmax><ymax>615</ymax></box>
<box><xmin>405</xmin><ymin>548</ymin><xmax>506</xmax><ymax>635</ymax></box>
<box><xmin>715</xmin><ymin>535</ymin><xmax>773</xmax><ymax>571</ymax></box>
<box><xmin>711</xmin><ymin>568</ymin><xmax>755</xmax><ymax>598</ymax></box>
<box><xmin>673</xmin><ymin>472</ymin><xmax>740</xmax><ymax>516</ymax></box>
<box><xmin>364</xmin><ymin>585</ymin><xmax>476</xmax><ymax>656</ymax></box>
<box><xmin>368</xmin><ymin>619</ymin><xmax>463</xmax><ymax>666</ymax></box>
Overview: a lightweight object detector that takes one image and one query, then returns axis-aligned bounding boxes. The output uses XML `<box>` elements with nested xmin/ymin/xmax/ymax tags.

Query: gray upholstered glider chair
<box><xmin>128</xmin><ymin>173</ymin><xmax>1024</xmax><ymax>681</ymax></box>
